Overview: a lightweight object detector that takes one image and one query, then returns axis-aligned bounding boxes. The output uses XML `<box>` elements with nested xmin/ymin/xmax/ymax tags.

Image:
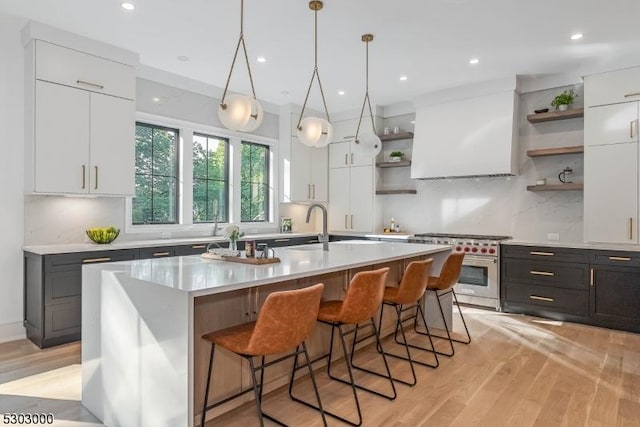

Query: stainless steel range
<box><xmin>410</xmin><ymin>233</ymin><xmax>512</xmax><ymax>310</ymax></box>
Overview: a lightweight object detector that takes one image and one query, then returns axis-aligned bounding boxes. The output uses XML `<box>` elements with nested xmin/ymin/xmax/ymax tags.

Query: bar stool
<box><xmin>376</xmin><ymin>259</ymin><xmax>439</xmax><ymax>387</ymax></box>
<box><xmin>289</xmin><ymin>267</ymin><xmax>394</xmax><ymax>427</ymax></box>
<box><xmin>418</xmin><ymin>252</ymin><xmax>471</xmax><ymax>357</ymax></box>
<box><xmin>200</xmin><ymin>283</ymin><xmax>326</xmax><ymax>427</ymax></box>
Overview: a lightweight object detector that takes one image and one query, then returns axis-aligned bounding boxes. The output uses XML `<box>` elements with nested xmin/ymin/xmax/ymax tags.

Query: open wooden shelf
<box><xmin>527</xmin><ymin>183</ymin><xmax>583</xmax><ymax>192</ymax></box>
<box><xmin>527</xmin><ymin>145</ymin><xmax>584</xmax><ymax>157</ymax></box>
<box><xmin>379</xmin><ymin>131</ymin><xmax>413</xmax><ymax>142</ymax></box>
<box><xmin>376</xmin><ymin>160</ymin><xmax>411</xmax><ymax>168</ymax></box>
<box><xmin>376</xmin><ymin>189</ymin><xmax>417</xmax><ymax>195</ymax></box>
<box><xmin>527</xmin><ymin>108</ymin><xmax>584</xmax><ymax>123</ymax></box>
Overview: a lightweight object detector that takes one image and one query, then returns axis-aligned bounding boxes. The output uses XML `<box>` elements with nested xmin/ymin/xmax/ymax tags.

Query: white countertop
<box><xmin>503</xmin><ymin>239</ymin><xmax>640</xmax><ymax>252</ymax></box>
<box><xmin>23</xmin><ymin>232</ymin><xmax>318</xmax><ymax>255</ymax></box>
<box><xmin>83</xmin><ymin>241</ymin><xmax>452</xmax><ymax>297</ymax></box>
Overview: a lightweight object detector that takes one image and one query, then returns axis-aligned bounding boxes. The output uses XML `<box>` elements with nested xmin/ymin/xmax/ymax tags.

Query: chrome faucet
<box><xmin>306</xmin><ymin>203</ymin><xmax>329</xmax><ymax>251</ymax></box>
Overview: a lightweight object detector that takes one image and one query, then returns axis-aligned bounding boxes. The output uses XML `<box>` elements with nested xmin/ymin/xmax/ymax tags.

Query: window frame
<box><xmin>240</xmin><ymin>140</ymin><xmax>271</xmax><ymax>223</ymax></box>
<box><xmin>192</xmin><ymin>132</ymin><xmax>230</xmax><ymax>224</ymax></box>
<box><xmin>125</xmin><ymin>112</ymin><xmax>278</xmax><ymax>234</ymax></box>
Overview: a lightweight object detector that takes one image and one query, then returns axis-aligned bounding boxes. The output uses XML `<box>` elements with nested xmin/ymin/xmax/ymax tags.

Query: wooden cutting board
<box><xmin>201</xmin><ymin>253</ymin><xmax>281</xmax><ymax>265</ymax></box>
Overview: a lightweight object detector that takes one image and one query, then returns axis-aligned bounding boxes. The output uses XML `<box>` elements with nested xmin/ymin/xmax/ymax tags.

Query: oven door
<box><xmin>454</xmin><ymin>255</ymin><xmax>498</xmax><ymax>300</ymax></box>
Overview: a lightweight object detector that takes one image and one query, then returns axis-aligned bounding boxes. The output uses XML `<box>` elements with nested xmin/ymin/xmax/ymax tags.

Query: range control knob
<box><xmin>463</xmin><ymin>247</ymin><xmax>470</xmax><ymax>252</ymax></box>
<box><xmin>471</xmin><ymin>247</ymin><xmax>478</xmax><ymax>253</ymax></box>
<box><xmin>480</xmin><ymin>248</ymin><xmax>487</xmax><ymax>253</ymax></box>
<box><xmin>488</xmin><ymin>248</ymin><xmax>496</xmax><ymax>254</ymax></box>
<box><xmin>455</xmin><ymin>246</ymin><xmax>462</xmax><ymax>251</ymax></box>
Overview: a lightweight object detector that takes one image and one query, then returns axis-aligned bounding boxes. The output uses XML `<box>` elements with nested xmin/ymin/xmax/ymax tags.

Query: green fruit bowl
<box><xmin>86</xmin><ymin>227</ymin><xmax>120</xmax><ymax>244</ymax></box>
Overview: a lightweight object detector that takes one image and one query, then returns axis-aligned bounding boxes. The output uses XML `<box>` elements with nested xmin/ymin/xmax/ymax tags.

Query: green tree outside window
<box><xmin>193</xmin><ymin>133</ymin><xmax>229</xmax><ymax>223</ymax></box>
<box><xmin>241</xmin><ymin>141</ymin><xmax>270</xmax><ymax>222</ymax></box>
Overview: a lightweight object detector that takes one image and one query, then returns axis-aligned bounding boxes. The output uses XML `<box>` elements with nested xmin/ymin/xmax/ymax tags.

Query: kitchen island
<box><xmin>81</xmin><ymin>241</ymin><xmax>452</xmax><ymax>427</ymax></box>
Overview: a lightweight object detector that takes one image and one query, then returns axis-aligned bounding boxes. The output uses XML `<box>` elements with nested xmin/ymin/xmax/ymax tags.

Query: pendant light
<box><xmin>296</xmin><ymin>1</ymin><xmax>333</xmax><ymax>148</ymax></box>
<box><xmin>353</xmin><ymin>34</ymin><xmax>382</xmax><ymax>156</ymax></box>
<box><xmin>218</xmin><ymin>0</ymin><xmax>263</xmax><ymax>132</ymax></box>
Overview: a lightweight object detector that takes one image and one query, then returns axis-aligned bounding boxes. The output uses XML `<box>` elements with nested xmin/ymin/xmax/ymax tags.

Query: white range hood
<box><xmin>411</xmin><ymin>78</ymin><xmax>520</xmax><ymax>179</ymax></box>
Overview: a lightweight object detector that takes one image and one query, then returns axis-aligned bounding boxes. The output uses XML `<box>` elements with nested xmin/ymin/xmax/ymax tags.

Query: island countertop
<box><xmin>83</xmin><ymin>241</ymin><xmax>452</xmax><ymax>297</ymax></box>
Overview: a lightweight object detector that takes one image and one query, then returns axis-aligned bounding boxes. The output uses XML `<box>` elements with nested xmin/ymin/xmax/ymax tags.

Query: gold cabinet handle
<box><xmin>307</xmin><ymin>184</ymin><xmax>311</xmax><ymax>199</ymax></box>
<box><xmin>153</xmin><ymin>251</ymin><xmax>171</xmax><ymax>257</ymax></box>
<box><xmin>192</xmin><ymin>245</ymin><xmax>206</xmax><ymax>249</ymax></box>
<box><xmin>344</xmin><ymin>154</ymin><xmax>348</xmax><ymax>165</ymax></box>
<box><xmin>530</xmin><ymin>251</ymin><xmax>554</xmax><ymax>256</ymax></box>
<box><xmin>83</xmin><ymin>257</ymin><xmax>112</xmax><ymax>264</ymax></box>
<box><xmin>94</xmin><ymin>166</ymin><xmax>99</xmax><ymax>190</ymax></box>
<box><xmin>624</xmin><ymin>92</ymin><xmax>640</xmax><ymax>98</ymax></box>
<box><xmin>631</xmin><ymin>218</ymin><xmax>634</xmax><ymax>240</ymax></box>
<box><xmin>529</xmin><ymin>295</ymin><xmax>554</xmax><ymax>302</ymax></box>
<box><xmin>273</xmin><ymin>239</ymin><xmax>290</xmax><ymax>243</ymax></box>
<box><xmin>312</xmin><ymin>184</ymin><xmax>316</xmax><ymax>199</ymax></box>
<box><xmin>345</xmin><ymin>214</ymin><xmax>348</xmax><ymax>229</ymax></box>
<box><xmin>590</xmin><ymin>268</ymin><xmax>594</xmax><ymax>287</ymax></box>
<box><xmin>530</xmin><ymin>270</ymin><xmax>555</xmax><ymax>277</ymax></box>
<box><xmin>609</xmin><ymin>256</ymin><xmax>631</xmax><ymax>262</ymax></box>
<box><xmin>350</xmin><ymin>214</ymin><xmax>354</xmax><ymax>229</ymax></box>
<box><xmin>81</xmin><ymin>165</ymin><xmax>86</xmax><ymax>189</ymax></box>
<box><xmin>631</xmin><ymin>121</ymin><xmax>636</xmax><ymax>139</ymax></box>
<box><xmin>350</xmin><ymin>153</ymin><xmax>354</xmax><ymax>164</ymax></box>
<box><xmin>76</xmin><ymin>79</ymin><xmax>104</xmax><ymax>90</ymax></box>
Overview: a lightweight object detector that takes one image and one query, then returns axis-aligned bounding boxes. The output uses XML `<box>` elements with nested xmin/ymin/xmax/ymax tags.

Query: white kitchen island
<box><xmin>81</xmin><ymin>241</ymin><xmax>452</xmax><ymax>427</ymax></box>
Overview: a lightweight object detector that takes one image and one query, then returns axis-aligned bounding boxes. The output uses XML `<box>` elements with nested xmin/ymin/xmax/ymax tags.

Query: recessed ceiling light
<box><xmin>177</xmin><ymin>56</ymin><xmax>189</xmax><ymax>62</ymax></box>
<box><xmin>257</xmin><ymin>56</ymin><xmax>266</xmax><ymax>63</ymax></box>
<box><xmin>469</xmin><ymin>58</ymin><xmax>480</xmax><ymax>65</ymax></box>
<box><xmin>152</xmin><ymin>97</ymin><xmax>160</xmax><ymax>103</ymax></box>
<box><xmin>571</xmin><ymin>33</ymin><xmax>583</xmax><ymax>40</ymax></box>
<box><xmin>338</xmin><ymin>90</ymin><xmax>345</xmax><ymax>96</ymax></box>
<box><xmin>280</xmin><ymin>90</ymin><xmax>289</xmax><ymax>95</ymax></box>
<box><xmin>410</xmin><ymin>120</ymin><xmax>416</xmax><ymax>124</ymax></box>
<box><xmin>399</xmin><ymin>75</ymin><xmax>408</xmax><ymax>81</ymax></box>
<box><xmin>121</xmin><ymin>2</ymin><xmax>135</xmax><ymax>10</ymax></box>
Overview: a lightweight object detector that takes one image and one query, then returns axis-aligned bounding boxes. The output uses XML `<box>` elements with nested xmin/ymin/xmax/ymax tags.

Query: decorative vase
<box><xmin>229</xmin><ymin>239</ymin><xmax>238</xmax><ymax>253</ymax></box>
<box><xmin>558</xmin><ymin>104</ymin><xmax>569</xmax><ymax>111</ymax></box>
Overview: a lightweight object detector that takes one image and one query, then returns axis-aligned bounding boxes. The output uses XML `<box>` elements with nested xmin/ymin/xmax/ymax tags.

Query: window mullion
<box><xmin>181</xmin><ymin>127</ymin><xmax>194</xmax><ymax>225</ymax></box>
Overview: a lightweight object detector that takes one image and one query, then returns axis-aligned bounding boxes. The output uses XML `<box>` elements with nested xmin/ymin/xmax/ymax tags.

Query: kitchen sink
<box><xmin>332</xmin><ymin>240</ymin><xmax>382</xmax><ymax>245</ymax></box>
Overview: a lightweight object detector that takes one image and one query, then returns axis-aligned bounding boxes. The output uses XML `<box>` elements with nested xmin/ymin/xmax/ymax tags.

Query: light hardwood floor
<box><xmin>1</xmin><ymin>307</ymin><xmax>639</xmax><ymax>426</ymax></box>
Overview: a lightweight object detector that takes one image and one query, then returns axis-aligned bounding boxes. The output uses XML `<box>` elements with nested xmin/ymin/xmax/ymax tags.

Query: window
<box><xmin>192</xmin><ymin>133</ymin><xmax>229</xmax><ymax>223</ymax></box>
<box><xmin>241</xmin><ymin>141</ymin><xmax>270</xmax><ymax>222</ymax></box>
<box><xmin>133</xmin><ymin>122</ymin><xmax>179</xmax><ymax>224</ymax></box>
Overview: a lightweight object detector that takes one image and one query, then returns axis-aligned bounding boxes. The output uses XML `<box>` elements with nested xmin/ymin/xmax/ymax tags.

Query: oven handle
<box><xmin>463</xmin><ymin>255</ymin><xmax>497</xmax><ymax>266</ymax></box>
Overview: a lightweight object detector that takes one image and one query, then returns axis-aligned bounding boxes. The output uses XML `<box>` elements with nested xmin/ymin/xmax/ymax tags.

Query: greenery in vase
<box><xmin>551</xmin><ymin>88</ymin><xmax>577</xmax><ymax>109</ymax></box>
<box><xmin>390</xmin><ymin>151</ymin><xmax>404</xmax><ymax>158</ymax></box>
<box><xmin>225</xmin><ymin>225</ymin><xmax>244</xmax><ymax>242</ymax></box>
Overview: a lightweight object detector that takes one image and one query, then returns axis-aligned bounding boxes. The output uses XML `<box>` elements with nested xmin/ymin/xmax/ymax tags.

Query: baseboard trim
<box><xmin>0</xmin><ymin>321</ymin><xmax>26</xmax><ymax>344</ymax></box>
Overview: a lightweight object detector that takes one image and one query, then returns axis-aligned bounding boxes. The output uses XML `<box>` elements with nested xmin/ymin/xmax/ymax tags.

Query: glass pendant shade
<box><xmin>218</xmin><ymin>94</ymin><xmax>263</xmax><ymax>132</ymax></box>
<box><xmin>297</xmin><ymin>116</ymin><xmax>334</xmax><ymax>147</ymax></box>
<box><xmin>353</xmin><ymin>132</ymin><xmax>382</xmax><ymax>155</ymax></box>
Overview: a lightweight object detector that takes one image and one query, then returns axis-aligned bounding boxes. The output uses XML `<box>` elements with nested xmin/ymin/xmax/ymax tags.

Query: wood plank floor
<box><xmin>1</xmin><ymin>307</ymin><xmax>639</xmax><ymax>426</ymax></box>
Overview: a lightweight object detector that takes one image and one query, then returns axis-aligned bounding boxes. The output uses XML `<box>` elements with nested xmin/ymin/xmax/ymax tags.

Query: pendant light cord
<box><xmin>220</xmin><ymin>0</ymin><xmax>258</xmax><ymax>107</ymax></box>
<box><xmin>355</xmin><ymin>35</ymin><xmax>377</xmax><ymax>142</ymax></box>
<box><xmin>297</xmin><ymin>3</ymin><xmax>331</xmax><ymax>130</ymax></box>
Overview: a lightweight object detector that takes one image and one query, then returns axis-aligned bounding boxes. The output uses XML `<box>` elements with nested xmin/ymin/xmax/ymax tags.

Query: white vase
<box><xmin>229</xmin><ymin>239</ymin><xmax>238</xmax><ymax>253</ymax></box>
<box><xmin>558</xmin><ymin>104</ymin><xmax>569</xmax><ymax>111</ymax></box>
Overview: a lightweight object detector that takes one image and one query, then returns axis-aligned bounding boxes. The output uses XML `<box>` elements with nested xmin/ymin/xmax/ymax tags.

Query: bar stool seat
<box><xmin>202</xmin><ymin>322</ymin><xmax>256</xmax><ymax>355</ymax></box>
<box><xmin>316</xmin><ymin>301</ymin><xmax>342</xmax><ymax>322</ymax></box>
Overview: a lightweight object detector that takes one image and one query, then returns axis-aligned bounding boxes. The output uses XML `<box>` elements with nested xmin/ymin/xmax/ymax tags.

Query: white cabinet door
<box><xmin>585</xmin><ymin>67</ymin><xmax>640</xmax><ymax>107</ymax></box>
<box><xmin>34</xmin><ymin>81</ymin><xmax>90</xmax><ymax>194</ymax></box>
<box><xmin>329</xmin><ymin>141</ymin><xmax>350</xmax><ymax>169</ymax></box>
<box><xmin>310</xmin><ymin>145</ymin><xmax>328</xmax><ymax>201</ymax></box>
<box><xmin>585</xmin><ymin>143</ymin><xmax>638</xmax><ymax>244</ymax></box>
<box><xmin>349</xmin><ymin>166</ymin><xmax>374</xmax><ymax>232</ymax></box>
<box><xmin>331</xmin><ymin>118</ymin><xmax>358</xmax><ymax>143</ymax></box>
<box><xmin>329</xmin><ymin>167</ymin><xmax>350</xmax><ymax>231</ymax></box>
<box><xmin>90</xmin><ymin>94</ymin><xmax>135</xmax><ymax>195</ymax></box>
<box><xmin>289</xmin><ymin>137</ymin><xmax>312</xmax><ymax>201</ymax></box>
<box><xmin>585</xmin><ymin>103</ymin><xmax>639</xmax><ymax>146</ymax></box>
<box><xmin>351</xmin><ymin>145</ymin><xmax>374</xmax><ymax>167</ymax></box>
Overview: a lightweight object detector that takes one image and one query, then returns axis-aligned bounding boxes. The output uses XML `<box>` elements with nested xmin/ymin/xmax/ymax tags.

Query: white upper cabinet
<box><xmin>328</xmin><ymin>165</ymin><xmax>373</xmax><ymax>232</ymax></box>
<box><xmin>584</xmin><ymin>67</ymin><xmax>640</xmax><ymax>107</ymax></box>
<box><xmin>331</xmin><ymin>118</ymin><xmax>359</xmax><ymax>143</ymax></box>
<box><xmin>287</xmin><ymin>137</ymin><xmax>328</xmax><ymax>202</ymax></box>
<box><xmin>585</xmin><ymin>102</ymin><xmax>639</xmax><ymax>146</ymax></box>
<box><xmin>329</xmin><ymin>140</ymin><xmax>373</xmax><ymax>169</ymax></box>
<box><xmin>25</xmin><ymin>39</ymin><xmax>136</xmax><ymax>196</ymax></box>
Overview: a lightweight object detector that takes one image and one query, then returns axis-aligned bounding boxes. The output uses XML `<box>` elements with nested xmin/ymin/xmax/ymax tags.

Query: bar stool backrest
<box><xmin>337</xmin><ymin>267</ymin><xmax>390</xmax><ymax>324</ymax></box>
<box><xmin>430</xmin><ymin>252</ymin><xmax>465</xmax><ymax>291</ymax></box>
<box><xmin>248</xmin><ymin>283</ymin><xmax>325</xmax><ymax>355</ymax></box>
<box><xmin>393</xmin><ymin>259</ymin><xmax>434</xmax><ymax>305</ymax></box>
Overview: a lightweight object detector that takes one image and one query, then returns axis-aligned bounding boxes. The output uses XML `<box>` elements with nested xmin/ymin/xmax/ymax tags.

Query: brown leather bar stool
<box><xmin>289</xmin><ymin>267</ymin><xmax>394</xmax><ymax>427</ymax></box>
<box><xmin>376</xmin><ymin>259</ymin><xmax>439</xmax><ymax>386</ymax></box>
<box><xmin>200</xmin><ymin>283</ymin><xmax>326</xmax><ymax>427</ymax></box>
<box><xmin>417</xmin><ymin>252</ymin><xmax>471</xmax><ymax>357</ymax></box>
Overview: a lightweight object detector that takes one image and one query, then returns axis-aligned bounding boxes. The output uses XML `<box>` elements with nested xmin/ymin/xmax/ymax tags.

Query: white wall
<box><xmin>381</xmin><ymin>85</ymin><xmax>584</xmax><ymax>242</ymax></box>
<box><xmin>0</xmin><ymin>12</ymin><xmax>27</xmax><ymax>342</ymax></box>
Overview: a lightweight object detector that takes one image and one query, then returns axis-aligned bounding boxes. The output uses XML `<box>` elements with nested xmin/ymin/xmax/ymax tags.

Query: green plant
<box><xmin>551</xmin><ymin>88</ymin><xmax>577</xmax><ymax>108</ymax></box>
<box><xmin>390</xmin><ymin>151</ymin><xmax>404</xmax><ymax>157</ymax></box>
<box><xmin>225</xmin><ymin>225</ymin><xmax>244</xmax><ymax>241</ymax></box>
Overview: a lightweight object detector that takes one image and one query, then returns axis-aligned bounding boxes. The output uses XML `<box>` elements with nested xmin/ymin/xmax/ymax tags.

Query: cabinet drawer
<box><xmin>505</xmin><ymin>283</ymin><xmax>589</xmax><ymax>316</ymax></box>
<box><xmin>174</xmin><ymin>243</ymin><xmax>210</xmax><ymax>256</ymax></box>
<box><xmin>45</xmin><ymin>249</ymin><xmax>137</xmax><ymax>271</ymax></box>
<box><xmin>590</xmin><ymin>251</ymin><xmax>640</xmax><ymax>267</ymax></box>
<box><xmin>44</xmin><ymin>299</ymin><xmax>81</xmax><ymax>340</ymax></box>
<box><xmin>501</xmin><ymin>245</ymin><xmax>588</xmax><ymax>263</ymax></box>
<box><xmin>585</xmin><ymin>67</ymin><xmax>640</xmax><ymax>107</ymax></box>
<box><xmin>502</xmin><ymin>258</ymin><xmax>588</xmax><ymax>290</ymax></box>
<box><xmin>138</xmin><ymin>246</ymin><xmax>176</xmax><ymax>259</ymax></box>
<box><xmin>35</xmin><ymin>40</ymin><xmax>135</xmax><ymax>100</ymax></box>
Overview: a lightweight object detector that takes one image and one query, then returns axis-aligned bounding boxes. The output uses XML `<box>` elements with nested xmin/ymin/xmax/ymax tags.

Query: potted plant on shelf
<box><xmin>389</xmin><ymin>151</ymin><xmax>404</xmax><ymax>162</ymax></box>
<box><xmin>551</xmin><ymin>88</ymin><xmax>577</xmax><ymax>111</ymax></box>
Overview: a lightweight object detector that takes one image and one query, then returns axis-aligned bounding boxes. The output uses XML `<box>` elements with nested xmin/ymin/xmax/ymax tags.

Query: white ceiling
<box><xmin>3</xmin><ymin>0</ymin><xmax>640</xmax><ymax>113</ymax></box>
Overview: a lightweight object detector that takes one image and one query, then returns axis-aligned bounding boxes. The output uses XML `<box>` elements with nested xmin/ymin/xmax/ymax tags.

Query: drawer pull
<box><xmin>274</xmin><ymin>239</ymin><xmax>290</xmax><ymax>243</ymax></box>
<box><xmin>192</xmin><ymin>245</ymin><xmax>206</xmax><ymax>249</ymax></box>
<box><xmin>590</xmin><ymin>268</ymin><xmax>594</xmax><ymax>287</ymax></box>
<box><xmin>81</xmin><ymin>165</ymin><xmax>86</xmax><ymax>189</ymax></box>
<box><xmin>529</xmin><ymin>295</ymin><xmax>554</xmax><ymax>302</ymax></box>
<box><xmin>530</xmin><ymin>270</ymin><xmax>555</xmax><ymax>277</ymax></box>
<box><xmin>530</xmin><ymin>251</ymin><xmax>554</xmax><ymax>256</ymax></box>
<box><xmin>83</xmin><ymin>257</ymin><xmax>112</xmax><ymax>264</ymax></box>
<box><xmin>76</xmin><ymin>79</ymin><xmax>104</xmax><ymax>90</ymax></box>
<box><xmin>609</xmin><ymin>256</ymin><xmax>631</xmax><ymax>262</ymax></box>
<box><xmin>624</xmin><ymin>92</ymin><xmax>640</xmax><ymax>98</ymax></box>
<box><xmin>153</xmin><ymin>252</ymin><xmax>171</xmax><ymax>257</ymax></box>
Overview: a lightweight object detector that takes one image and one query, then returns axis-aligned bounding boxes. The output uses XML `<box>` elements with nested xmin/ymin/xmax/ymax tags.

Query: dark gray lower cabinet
<box><xmin>24</xmin><ymin>249</ymin><xmax>137</xmax><ymax>348</ymax></box>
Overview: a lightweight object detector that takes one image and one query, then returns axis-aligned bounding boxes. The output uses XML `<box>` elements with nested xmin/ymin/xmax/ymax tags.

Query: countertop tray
<box><xmin>201</xmin><ymin>253</ymin><xmax>281</xmax><ymax>264</ymax></box>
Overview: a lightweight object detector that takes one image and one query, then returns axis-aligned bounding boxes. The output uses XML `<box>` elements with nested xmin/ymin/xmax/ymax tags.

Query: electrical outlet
<box><xmin>547</xmin><ymin>232</ymin><xmax>560</xmax><ymax>241</ymax></box>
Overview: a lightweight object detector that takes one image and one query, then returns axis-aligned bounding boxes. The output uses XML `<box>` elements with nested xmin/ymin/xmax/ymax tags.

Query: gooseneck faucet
<box><xmin>306</xmin><ymin>203</ymin><xmax>329</xmax><ymax>251</ymax></box>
